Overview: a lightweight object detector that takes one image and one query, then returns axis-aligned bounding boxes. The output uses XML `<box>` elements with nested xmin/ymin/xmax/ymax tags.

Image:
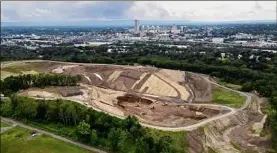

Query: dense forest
<box><xmin>0</xmin><ymin>96</ymin><xmax>175</xmax><ymax>153</ymax></box>
<box><xmin>1</xmin><ymin>43</ymin><xmax>277</xmax><ymax>150</ymax></box>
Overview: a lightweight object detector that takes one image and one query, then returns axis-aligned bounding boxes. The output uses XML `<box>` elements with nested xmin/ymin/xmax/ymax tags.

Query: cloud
<box><xmin>127</xmin><ymin>2</ymin><xmax>171</xmax><ymax>20</ymax></box>
<box><xmin>1</xmin><ymin>1</ymin><xmax>276</xmax><ymax>24</ymax></box>
<box><xmin>1</xmin><ymin>1</ymin><xmax>135</xmax><ymax>22</ymax></box>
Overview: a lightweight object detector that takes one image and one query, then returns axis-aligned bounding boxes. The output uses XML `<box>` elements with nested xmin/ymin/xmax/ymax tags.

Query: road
<box><xmin>128</xmin><ymin>75</ymin><xmax>251</xmax><ymax>131</ymax></box>
<box><xmin>2</xmin><ymin>60</ymin><xmax>252</xmax><ymax>131</ymax></box>
<box><xmin>202</xmin><ymin>74</ymin><xmax>252</xmax><ymax>110</ymax></box>
<box><xmin>1</xmin><ymin>117</ymin><xmax>107</xmax><ymax>153</ymax></box>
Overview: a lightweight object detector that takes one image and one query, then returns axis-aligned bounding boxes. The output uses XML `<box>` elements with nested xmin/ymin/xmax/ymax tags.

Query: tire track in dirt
<box><xmin>154</xmin><ymin>73</ymin><xmax>181</xmax><ymax>98</ymax></box>
<box><xmin>132</xmin><ymin>73</ymin><xmax>152</xmax><ymax>91</ymax></box>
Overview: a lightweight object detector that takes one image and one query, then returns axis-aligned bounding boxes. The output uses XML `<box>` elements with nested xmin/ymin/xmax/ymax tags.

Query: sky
<box><xmin>1</xmin><ymin>1</ymin><xmax>276</xmax><ymax>26</ymax></box>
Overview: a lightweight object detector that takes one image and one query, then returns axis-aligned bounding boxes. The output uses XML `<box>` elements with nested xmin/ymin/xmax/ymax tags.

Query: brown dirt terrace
<box><xmin>7</xmin><ymin>60</ymin><xmax>224</xmax><ymax>128</ymax></box>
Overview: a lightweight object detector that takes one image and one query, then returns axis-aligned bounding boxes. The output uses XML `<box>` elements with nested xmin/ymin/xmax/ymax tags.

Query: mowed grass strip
<box><xmin>212</xmin><ymin>87</ymin><xmax>246</xmax><ymax>108</ymax></box>
<box><xmin>1</xmin><ymin>121</ymin><xmax>10</xmax><ymax>127</ymax></box>
<box><xmin>1</xmin><ymin>126</ymin><xmax>93</xmax><ymax>153</ymax></box>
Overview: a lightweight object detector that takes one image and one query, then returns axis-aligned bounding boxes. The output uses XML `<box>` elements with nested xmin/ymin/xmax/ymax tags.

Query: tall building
<box><xmin>134</xmin><ymin>20</ymin><xmax>140</xmax><ymax>33</ymax></box>
<box><xmin>180</xmin><ymin>26</ymin><xmax>186</xmax><ymax>33</ymax></box>
<box><xmin>171</xmin><ymin>24</ymin><xmax>178</xmax><ymax>34</ymax></box>
<box><xmin>141</xmin><ymin>25</ymin><xmax>145</xmax><ymax>32</ymax></box>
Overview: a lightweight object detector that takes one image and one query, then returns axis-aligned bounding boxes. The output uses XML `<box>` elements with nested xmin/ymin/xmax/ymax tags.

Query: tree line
<box><xmin>2</xmin><ymin>43</ymin><xmax>276</xmax><ymax>74</ymax></box>
<box><xmin>0</xmin><ymin>96</ymin><xmax>175</xmax><ymax>153</ymax></box>
<box><xmin>0</xmin><ymin>73</ymin><xmax>81</xmax><ymax>96</ymax></box>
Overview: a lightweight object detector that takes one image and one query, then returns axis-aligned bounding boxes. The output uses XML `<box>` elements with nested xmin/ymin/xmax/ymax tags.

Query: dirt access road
<box><xmin>1</xmin><ymin>117</ymin><xmax>107</xmax><ymax>153</ymax></box>
<box><xmin>140</xmin><ymin>76</ymin><xmax>251</xmax><ymax>131</ymax></box>
<box><xmin>2</xmin><ymin>60</ymin><xmax>251</xmax><ymax>132</ymax></box>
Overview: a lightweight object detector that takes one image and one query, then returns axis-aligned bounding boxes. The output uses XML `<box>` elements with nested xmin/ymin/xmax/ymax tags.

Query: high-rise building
<box><xmin>171</xmin><ymin>24</ymin><xmax>178</xmax><ymax>34</ymax></box>
<box><xmin>180</xmin><ymin>26</ymin><xmax>186</xmax><ymax>33</ymax></box>
<box><xmin>134</xmin><ymin>20</ymin><xmax>140</xmax><ymax>33</ymax></box>
<box><xmin>141</xmin><ymin>25</ymin><xmax>145</xmax><ymax>32</ymax></box>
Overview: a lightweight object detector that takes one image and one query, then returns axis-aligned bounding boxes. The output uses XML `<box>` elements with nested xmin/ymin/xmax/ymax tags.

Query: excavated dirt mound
<box><xmin>46</xmin><ymin>62</ymin><xmax>192</xmax><ymax>101</ymax></box>
<box><xmin>18</xmin><ymin>86</ymin><xmax>84</xmax><ymax>98</ymax></box>
<box><xmin>116</xmin><ymin>94</ymin><xmax>222</xmax><ymax>127</ymax></box>
<box><xmin>187</xmin><ymin>73</ymin><xmax>212</xmax><ymax>103</ymax></box>
<box><xmin>186</xmin><ymin>96</ymin><xmax>271</xmax><ymax>153</ymax></box>
<box><xmin>11</xmin><ymin>61</ymin><xmax>221</xmax><ymax>128</ymax></box>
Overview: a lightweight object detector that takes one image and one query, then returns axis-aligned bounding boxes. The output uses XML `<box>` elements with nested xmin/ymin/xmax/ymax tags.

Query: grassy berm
<box><xmin>212</xmin><ymin>87</ymin><xmax>246</xmax><ymax>108</ymax></box>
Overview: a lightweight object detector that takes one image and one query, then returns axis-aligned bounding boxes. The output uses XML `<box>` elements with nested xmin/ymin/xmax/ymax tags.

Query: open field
<box><xmin>1</xmin><ymin>62</ymin><xmax>40</xmax><ymax>80</ymax></box>
<box><xmin>1</xmin><ymin>121</ymin><xmax>10</xmax><ymax>127</ymax></box>
<box><xmin>1</xmin><ymin>62</ymin><xmax>41</xmax><ymax>73</ymax></box>
<box><xmin>1</xmin><ymin>126</ymin><xmax>93</xmax><ymax>153</ymax></box>
<box><xmin>212</xmin><ymin>87</ymin><xmax>246</xmax><ymax>108</ymax></box>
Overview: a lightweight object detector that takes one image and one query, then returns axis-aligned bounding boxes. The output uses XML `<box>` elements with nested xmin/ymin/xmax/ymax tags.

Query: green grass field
<box><xmin>212</xmin><ymin>87</ymin><xmax>246</xmax><ymax>108</ymax></box>
<box><xmin>1</xmin><ymin>126</ymin><xmax>93</xmax><ymax>153</ymax></box>
<box><xmin>146</xmin><ymin>128</ymin><xmax>188</xmax><ymax>153</ymax></box>
<box><xmin>1</xmin><ymin>63</ymin><xmax>40</xmax><ymax>74</ymax></box>
<box><xmin>1</xmin><ymin>121</ymin><xmax>10</xmax><ymax>127</ymax></box>
<box><xmin>1</xmin><ymin>63</ymin><xmax>41</xmax><ymax>80</ymax></box>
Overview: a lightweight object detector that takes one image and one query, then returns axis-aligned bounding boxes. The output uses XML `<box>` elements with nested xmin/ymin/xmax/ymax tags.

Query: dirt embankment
<box><xmin>187</xmin><ymin>73</ymin><xmax>212</xmax><ymax>103</ymax></box>
<box><xmin>186</xmin><ymin>96</ymin><xmax>270</xmax><ymax>153</ymax></box>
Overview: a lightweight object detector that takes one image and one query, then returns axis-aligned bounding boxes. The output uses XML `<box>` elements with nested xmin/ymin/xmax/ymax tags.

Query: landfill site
<box><xmin>13</xmin><ymin>60</ymin><xmax>226</xmax><ymax>128</ymax></box>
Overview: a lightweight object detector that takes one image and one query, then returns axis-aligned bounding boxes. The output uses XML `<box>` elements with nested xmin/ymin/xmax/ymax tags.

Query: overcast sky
<box><xmin>2</xmin><ymin>1</ymin><xmax>276</xmax><ymax>24</ymax></box>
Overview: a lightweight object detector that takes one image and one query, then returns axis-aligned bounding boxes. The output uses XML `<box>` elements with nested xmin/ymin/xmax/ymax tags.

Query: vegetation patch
<box><xmin>1</xmin><ymin>121</ymin><xmax>10</xmax><ymax>127</ymax></box>
<box><xmin>1</xmin><ymin>71</ymin><xmax>18</xmax><ymax>80</ymax></box>
<box><xmin>1</xmin><ymin>74</ymin><xmax>81</xmax><ymax>96</ymax></box>
<box><xmin>207</xmin><ymin>147</ymin><xmax>219</xmax><ymax>153</ymax></box>
<box><xmin>1</xmin><ymin>63</ymin><xmax>41</xmax><ymax>74</ymax></box>
<box><xmin>223</xmin><ymin>83</ymin><xmax>242</xmax><ymax>90</ymax></box>
<box><xmin>146</xmin><ymin>128</ymin><xmax>188</xmax><ymax>153</ymax></box>
<box><xmin>1</xmin><ymin>126</ymin><xmax>93</xmax><ymax>153</ymax></box>
<box><xmin>212</xmin><ymin>87</ymin><xmax>246</xmax><ymax>108</ymax></box>
<box><xmin>0</xmin><ymin>96</ymin><xmax>184</xmax><ymax>153</ymax></box>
